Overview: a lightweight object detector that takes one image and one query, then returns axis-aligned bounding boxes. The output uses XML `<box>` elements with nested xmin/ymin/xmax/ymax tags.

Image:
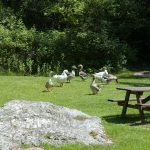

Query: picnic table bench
<box><xmin>108</xmin><ymin>87</ymin><xmax>150</xmax><ymax>122</ymax></box>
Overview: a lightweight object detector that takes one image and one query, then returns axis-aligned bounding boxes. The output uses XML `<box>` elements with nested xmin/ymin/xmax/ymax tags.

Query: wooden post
<box><xmin>121</xmin><ymin>90</ymin><xmax>130</xmax><ymax>117</ymax></box>
<box><xmin>136</xmin><ymin>92</ymin><xmax>145</xmax><ymax>123</ymax></box>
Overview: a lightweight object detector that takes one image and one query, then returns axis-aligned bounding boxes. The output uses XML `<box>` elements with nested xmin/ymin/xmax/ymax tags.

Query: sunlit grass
<box><xmin>0</xmin><ymin>72</ymin><xmax>150</xmax><ymax>150</ymax></box>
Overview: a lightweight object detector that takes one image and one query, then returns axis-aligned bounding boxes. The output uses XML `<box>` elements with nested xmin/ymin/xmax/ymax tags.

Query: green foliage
<box><xmin>52</xmin><ymin>30</ymin><xmax>128</xmax><ymax>71</ymax></box>
<box><xmin>0</xmin><ymin>0</ymin><xmax>150</xmax><ymax>74</ymax></box>
<box><xmin>42</xmin><ymin>133</ymin><xmax>51</xmax><ymax>139</ymax></box>
<box><xmin>89</xmin><ymin>130</ymin><xmax>98</xmax><ymax>139</ymax></box>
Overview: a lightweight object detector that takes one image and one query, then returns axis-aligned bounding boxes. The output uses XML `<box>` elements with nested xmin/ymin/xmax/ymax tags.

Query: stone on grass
<box><xmin>0</xmin><ymin>100</ymin><xmax>112</xmax><ymax>150</ymax></box>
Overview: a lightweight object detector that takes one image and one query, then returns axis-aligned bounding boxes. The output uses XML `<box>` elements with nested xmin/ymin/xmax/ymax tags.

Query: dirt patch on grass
<box><xmin>134</xmin><ymin>71</ymin><xmax>150</xmax><ymax>77</ymax></box>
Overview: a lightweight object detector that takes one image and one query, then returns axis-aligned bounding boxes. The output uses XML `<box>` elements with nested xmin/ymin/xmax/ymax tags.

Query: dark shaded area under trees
<box><xmin>0</xmin><ymin>0</ymin><xmax>150</xmax><ymax>74</ymax></box>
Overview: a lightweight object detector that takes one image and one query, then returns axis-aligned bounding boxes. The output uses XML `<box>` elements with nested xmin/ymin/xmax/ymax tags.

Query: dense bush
<box><xmin>0</xmin><ymin>0</ymin><xmax>149</xmax><ymax>74</ymax></box>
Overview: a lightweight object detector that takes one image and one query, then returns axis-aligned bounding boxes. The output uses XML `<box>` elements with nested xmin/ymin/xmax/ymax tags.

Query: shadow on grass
<box><xmin>42</xmin><ymin>90</ymin><xmax>50</xmax><ymax>92</ymax></box>
<box><xmin>102</xmin><ymin>114</ymin><xmax>150</xmax><ymax>126</ymax></box>
<box><xmin>85</xmin><ymin>93</ymin><xmax>97</xmax><ymax>95</ymax></box>
<box><xmin>53</xmin><ymin>85</ymin><xmax>62</xmax><ymax>87</ymax></box>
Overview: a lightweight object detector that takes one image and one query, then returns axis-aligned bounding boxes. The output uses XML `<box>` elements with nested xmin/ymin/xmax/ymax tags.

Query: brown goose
<box><xmin>78</xmin><ymin>64</ymin><xmax>88</xmax><ymax>81</ymax></box>
<box><xmin>67</xmin><ymin>65</ymin><xmax>77</xmax><ymax>82</ymax></box>
<box><xmin>45</xmin><ymin>71</ymin><xmax>55</xmax><ymax>91</ymax></box>
<box><xmin>106</xmin><ymin>74</ymin><xmax>118</xmax><ymax>83</ymax></box>
<box><xmin>45</xmin><ymin>78</ymin><xmax>53</xmax><ymax>91</ymax></box>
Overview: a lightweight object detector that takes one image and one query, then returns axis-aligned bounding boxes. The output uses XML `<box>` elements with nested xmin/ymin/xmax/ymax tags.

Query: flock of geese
<box><xmin>45</xmin><ymin>64</ymin><xmax>118</xmax><ymax>95</ymax></box>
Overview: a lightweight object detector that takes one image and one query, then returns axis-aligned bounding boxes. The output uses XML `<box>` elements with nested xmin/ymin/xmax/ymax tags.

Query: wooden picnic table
<box><xmin>108</xmin><ymin>87</ymin><xmax>150</xmax><ymax>122</ymax></box>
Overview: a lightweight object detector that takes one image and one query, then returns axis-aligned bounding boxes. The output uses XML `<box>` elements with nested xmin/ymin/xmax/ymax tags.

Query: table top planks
<box><xmin>116</xmin><ymin>87</ymin><xmax>150</xmax><ymax>92</ymax></box>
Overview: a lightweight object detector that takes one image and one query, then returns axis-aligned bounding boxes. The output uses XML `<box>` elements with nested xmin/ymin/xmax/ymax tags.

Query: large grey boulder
<box><xmin>0</xmin><ymin>100</ymin><xmax>112</xmax><ymax>150</ymax></box>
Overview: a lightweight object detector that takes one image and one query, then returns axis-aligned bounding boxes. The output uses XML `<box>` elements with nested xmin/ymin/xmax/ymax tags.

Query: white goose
<box><xmin>94</xmin><ymin>69</ymin><xmax>108</xmax><ymax>78</ymax></box>
<box><xmin>53</xmin><ymin>69</ymin><xmax>69</xmax><ymax>87</ymax></box>
<box><xmin>93</xmin><ymin>69</ymin><xmax>109</xmax><ymax>83</ymax></box>
<box><xmin>90</xmin><ymin>76</ymin><xmax>101</xmax><ymax>94</ymax></box>
<box><xmin>94</xmin><ymin>69</ymin><xmax>118</xmax><ymax>83</ymax></box>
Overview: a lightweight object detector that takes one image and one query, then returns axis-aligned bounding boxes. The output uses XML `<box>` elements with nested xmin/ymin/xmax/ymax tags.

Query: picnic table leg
<box><xmin>142</xmin><ymin>95</ymin><xmax>150</xmax><ymax>104</ymax></box>
<box><xmin>136</xmin><ymin>92</ymin><xmax>145</xmax><ymax>123</ymax></box>
<box><xmin>121</xmin><ymin>91</ymin><xmax>130</xmax><ymax>117</ymax></box>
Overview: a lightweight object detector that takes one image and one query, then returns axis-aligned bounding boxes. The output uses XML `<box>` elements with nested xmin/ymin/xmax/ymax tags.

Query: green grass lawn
<box><xmin>0</xmin><ymin>71</ymin><xmax>150</xmax><ymax>150</ymax></box>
